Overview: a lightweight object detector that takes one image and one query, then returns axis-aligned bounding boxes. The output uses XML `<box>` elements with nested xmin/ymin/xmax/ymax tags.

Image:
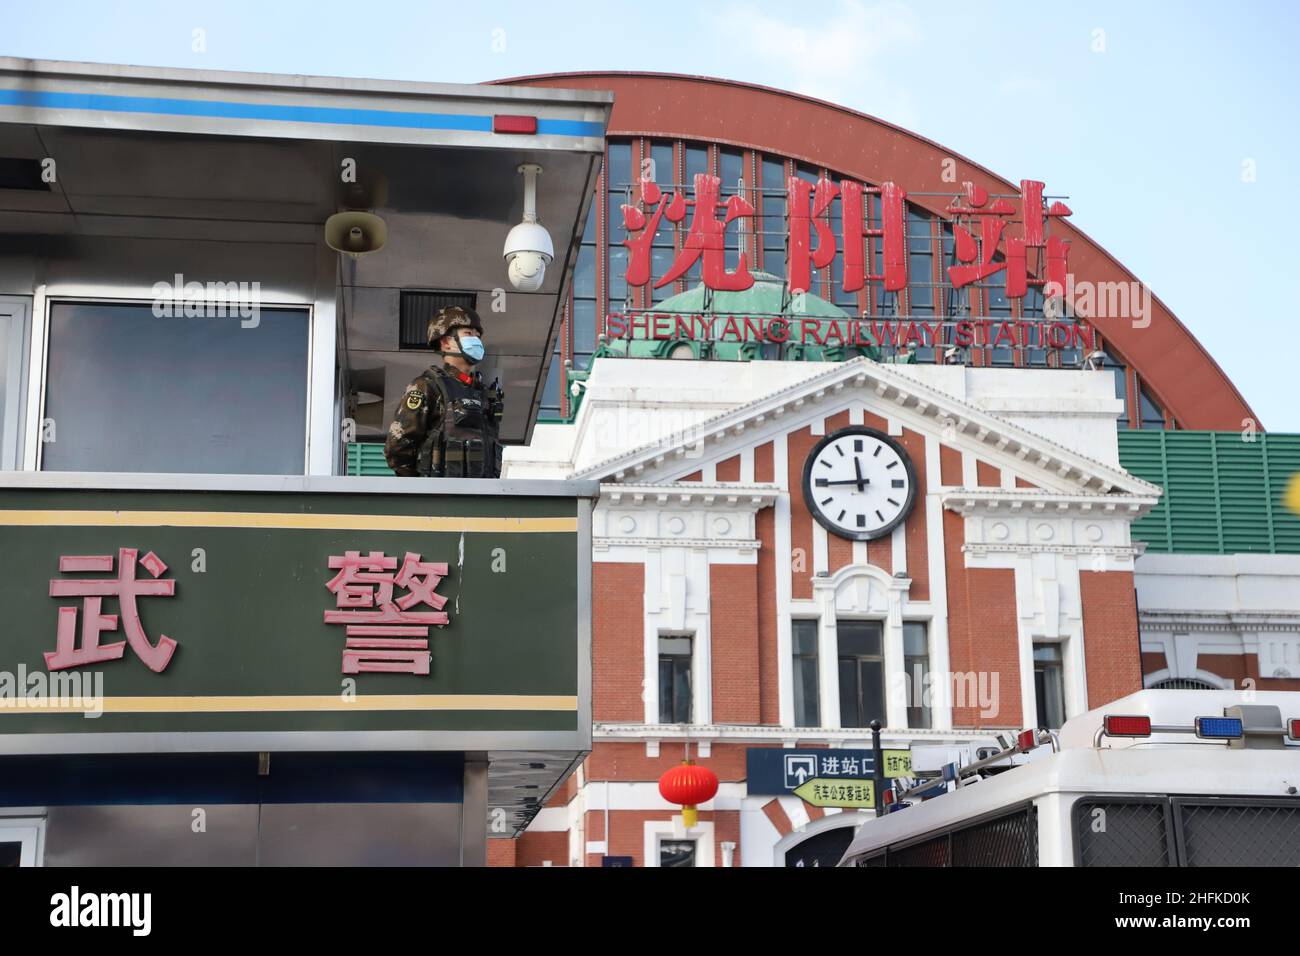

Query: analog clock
<box><xmin>801</xmin><ymin>426</ymin><xmax>917</xmax><ymax>541</ymax></box>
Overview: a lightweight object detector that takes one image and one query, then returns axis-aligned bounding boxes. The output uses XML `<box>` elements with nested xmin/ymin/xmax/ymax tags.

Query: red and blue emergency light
<box><xmin>1103</xmin><ymin>715</ymin><xmax>1152</xmax><ymax>737</ymax></box>
<box><xmin>1195</xmin><ymin>716</ymin><xmax>1244</xmax><ymax>740</ymax></box>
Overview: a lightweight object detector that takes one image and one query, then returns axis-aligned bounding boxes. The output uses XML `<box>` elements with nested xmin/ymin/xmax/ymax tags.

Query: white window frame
<box><xmin>0</xmin><ymin>296</ymin><xmax>31</xmax><ymax>470</ymax></box>
<box><xmin>0</xmin><ymin>816</ymin><xmax>45</xmax><ymax>867</ymax></box>
<box><xmin>811</xmin><ymin>564</ymin><xmax>913</xmax><ymax>729</ymax></box>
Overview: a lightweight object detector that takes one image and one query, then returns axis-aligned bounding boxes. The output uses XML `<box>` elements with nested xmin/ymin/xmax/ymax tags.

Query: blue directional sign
<box><xmin>745</xmin><ymin>748</ymin><xmax>877</xmax><ymax>796</ymax></box>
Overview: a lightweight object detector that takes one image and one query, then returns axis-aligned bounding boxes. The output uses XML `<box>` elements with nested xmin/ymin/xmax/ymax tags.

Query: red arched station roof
<box><xmin>493</xmin><ymin>71</ymin><xmax>1257</xmax><ymax>430</ymax></box>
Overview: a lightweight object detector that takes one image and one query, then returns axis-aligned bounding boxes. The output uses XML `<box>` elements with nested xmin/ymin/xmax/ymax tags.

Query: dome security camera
<box><xmin>504</xmin><ymin>222</ymin><xmax>553</xmax><ymax>293</ymax></box>
<box><xmin>504</xmin><ymin>164</ymin><xmax>553</xmax><ymax>292</ymax></box>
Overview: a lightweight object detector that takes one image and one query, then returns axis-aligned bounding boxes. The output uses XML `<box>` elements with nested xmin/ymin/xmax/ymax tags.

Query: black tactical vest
<box><xmin>417</xmin><ymin>367</ymin><xmax>502</xmax><ymax>478</ymax></box>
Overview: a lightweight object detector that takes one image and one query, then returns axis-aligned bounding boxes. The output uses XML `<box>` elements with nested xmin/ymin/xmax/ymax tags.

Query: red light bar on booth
<box><xmin>1016</xmin><ymin>729</ymin><xmax>1038</xmax><ymax>751</ymax></box>
<box><xmin>1289</xmin><ymin>718</ymin><xmax>1300</xmax><ymax>741</ymax></box>
<box><xmin>493</xmin><ymin>114</ymin><xmax>538</xmax><ymax>134</ymax></box>
<box><xmin>1104</xmin><ymin>715</ymin><xmax>1152</xmax><ymax>738</ymax></box>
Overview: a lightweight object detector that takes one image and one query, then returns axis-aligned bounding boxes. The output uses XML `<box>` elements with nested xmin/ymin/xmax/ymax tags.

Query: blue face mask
<box><xmin>457</xmin><ymin>335</ymin><xmax>485</xmax><ymax>364</ymax></box>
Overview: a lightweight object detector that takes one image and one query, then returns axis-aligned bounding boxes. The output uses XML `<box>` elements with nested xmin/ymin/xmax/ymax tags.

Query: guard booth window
<box><xmin>41</xmin><ymin>302</ymin><xmax>309</xmax><ymax>474</ymax></box>
<box><xmin>838</xmin><ymin>621</ymin><xmax>885</xmax><ymax>729</ymax></box>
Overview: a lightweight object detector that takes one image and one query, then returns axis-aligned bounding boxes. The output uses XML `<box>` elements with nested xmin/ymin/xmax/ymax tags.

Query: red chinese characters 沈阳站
<box><xmin>947</xmin><ymin>180</ymin><xmax>1072</xmax><ymax>299</ymax></box>
<box><xmin>622</xmin><ymin>170</ymin><xmax>1069</xmax><ymax>306</ymax></box>
<box><xmin>323</xmin><ymin>550</ymin><xmax>450</xmax><ymax>675</ymax></box>
<box><xmin>46</xmin><ymin>548</ymin><xmax>178</xmax><ymax>673</ymax></box>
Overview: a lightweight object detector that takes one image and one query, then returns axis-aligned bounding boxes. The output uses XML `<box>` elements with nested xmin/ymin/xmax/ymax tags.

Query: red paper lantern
<box><xmin>658</xmin><ymin>761</ymin><xmax>719</xmax><ymax>827</ymax></box>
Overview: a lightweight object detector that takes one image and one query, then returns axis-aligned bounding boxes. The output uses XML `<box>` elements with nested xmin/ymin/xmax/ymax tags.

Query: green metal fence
<box><xmin>347</xmin><ymin>442</ymin><xmax>395</xmax><ymax>477</ymax></box>
<box><xmin>1117</xmin><ymin>430</ymin><xmax>1300</xmax><ymax>554</ymax></box>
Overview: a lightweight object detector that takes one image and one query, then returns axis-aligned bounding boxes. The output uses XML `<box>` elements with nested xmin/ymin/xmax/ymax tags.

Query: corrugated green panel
<box><xmin>1216</xmin><ymin>435</ymin><xmax>1272</xmax><ymax>552</ymax></box>
<box><xmin>1116</xmin><ymin>430</ymin><xmax>1171</xmax><ymax>551</ymax></box>
<box><xmin>346</xmin><ymin>442</ymin><xmax>395</xmax><ymax>477</ymax></box>
<box><xmin>1118</xmin><ymin>430</ymin><xmax>1300</xmax><ymax>554</ymax></box>
<box><xmin>1267</xmin><ymin>434</ymin><xmax>1300</xmax><ymax>551</ymax></box>
<box><xmin>1165</xmin><ymin>435</ymin><xmax>1221</xmax><ymax>552</ymax></box>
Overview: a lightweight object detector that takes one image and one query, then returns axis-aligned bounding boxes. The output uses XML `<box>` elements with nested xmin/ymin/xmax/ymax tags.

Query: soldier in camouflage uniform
<box><xmin>384</xmin><ymin>306</ymin><xmax>504</xmax><ymax>478</ymax></box>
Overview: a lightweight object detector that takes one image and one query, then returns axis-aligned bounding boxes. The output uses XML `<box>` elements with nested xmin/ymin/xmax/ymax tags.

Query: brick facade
<box><xmin>504</xmin><ymin>389</ymin><xmax>1152</xmax><ymax>866</ymax></box>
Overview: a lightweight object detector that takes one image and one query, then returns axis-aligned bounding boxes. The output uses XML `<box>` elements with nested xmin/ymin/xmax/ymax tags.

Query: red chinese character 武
<box><xmin>323</xmin><ymin>551</ymin><xmax>449</xmax><ymax>675</ymax></box>
<box><xmin>46</xmin><ymin>548</ymin><xmax>178</xmax><ymax>673</ymax></box>
<box><xmin>622</xmin><ymin>174</ymin><xmax>755</xmax><ymax>292</ymax></box>
<box><xmin>947</xmin><ymin>180</ymin><xmax>1072</xmax><ymax>299</ymax></box>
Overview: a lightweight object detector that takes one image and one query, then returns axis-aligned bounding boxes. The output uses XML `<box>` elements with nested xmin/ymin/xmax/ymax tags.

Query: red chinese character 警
<box><xmin>46</xmin><ymin>548</ymin><xmax>178</xmax><ymax>673</ymax></box>
<box><xmin>622</xmin><ymin>174</ymin><xmax>755</xmax><ymax>292</ymax></box>
<box><xmin>947</xmin><ymin>180</ymin><xmax>1072</xmax><ymax>299</ymax></box>
<box><xmin>323</xmin><ymin>550</ymin><xmax>449</xmax><ymax>675</ymax></box>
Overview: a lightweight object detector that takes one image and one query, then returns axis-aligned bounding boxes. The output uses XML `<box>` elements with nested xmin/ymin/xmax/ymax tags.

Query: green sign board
<box><xmin>0</xmin><ymin>478</ymin><xmax>592</xmax><ymax>754</ymax></box>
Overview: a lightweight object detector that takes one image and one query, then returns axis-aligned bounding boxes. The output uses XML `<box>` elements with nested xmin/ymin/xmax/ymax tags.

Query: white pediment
<box><xmin>574</xmin><ymin>356</ymin><xmax>1160</xmax><ymax>500</ymax></box>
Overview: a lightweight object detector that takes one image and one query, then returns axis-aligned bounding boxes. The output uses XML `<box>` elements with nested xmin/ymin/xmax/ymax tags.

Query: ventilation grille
<box><xmin>1074</xmin><ymin>796</ymin><xmax>1300</xmax><ymax>866</ymax></box>
<box><xmin>399</xmin><ymin>290</ymin><xmax>477</xmax><ymax>350</ymax></box>
<box><xmin>1075</xmin><ymin>800</ymin><xmax>1173</xmax><ymax>866</ymax></box>
<box><xmin>0</xmin><ymin>158</ymin><xmax>51</xmax><ymax>192</ymax></box>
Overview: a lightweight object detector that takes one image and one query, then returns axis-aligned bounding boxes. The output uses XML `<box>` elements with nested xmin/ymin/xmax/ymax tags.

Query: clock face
<box><xmin>801</xmin><ymin>426</ymin><xmax>917</xmax><ymax>541</ymax></box>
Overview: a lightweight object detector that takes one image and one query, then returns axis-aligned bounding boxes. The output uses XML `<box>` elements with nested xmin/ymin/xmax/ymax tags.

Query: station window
<box><xmin>538</xmin><ymin>343</ymin><xmax>563</xmax><ymax>421</ymax></box>
<box><xmin>792</xmin><ymin>619</ymin><xmax>820</xmax><ymax>728</ymax></box>
<box><xmin>650</xmin><ymin>141</ymin><xmax>678</xmax><ymax>303</ymax></box>
<box><xmin>684</xmin><ymin>143</ymin><xmax>710</xmax><ymax>183</ymax></box>
<box><xmin>607</xmin><ymin>140</ymin><xmax>632</xmax><ymax>310</ymax></box>
<box><xmin>659</xmin><ymin>838</ymin><xmax>696</xmax><ymax>867</ymax></box>
<box><xmin>571</xmin><ymin>199</ymin><xmax>600</xmax><ymax>384</ymax></box>
<box><xmin>1095</xmin><ymin>349</ymin><xmax>1131</xmax><ymax>428</ymax></box>
<box><xmin>1034</xmin><ymin>642</ymin><xmax>1066</xmax><ymax>730</ymax></box>
<box><xmin>1138</xmin><ymin>384</ymin><xmax>1166</xmax><ymax>429</ymax></box>
<box><xmin>838</xmin><ymin>621</ymin><xmax>885</xmax><ymax>728</ymax></box>
<box><xmin>985</xmin><ymin>269</ymin><xmax>1014</xmax><ymax>366</ymax></box>
<box><xmin>904</xmin><ymin>622</ymin><xmax>931</xmax><ymax>729</ymax></box>
<box><xmin>760</xmin><ymin>156</ymin><xmax>787</xmax><ymax>279</ymax></box>
<box><xmin>719</xmin><ymin>148</ymin><xmax>746</xmax><ymax>271</ymax></box>
<box><xmin>1022</xmin><ymin>286</ymin><xmax>1049</xmax><ymax>367</ymax></box>
<box><xmin>41</xmin><ymin>301</ymin><xmax>308</xmax><ymax>475</ymax></box>
<box><xmin>658</xmin><ymin>634</ymin><xmax>693</xmax><ymax>724</ymax></box>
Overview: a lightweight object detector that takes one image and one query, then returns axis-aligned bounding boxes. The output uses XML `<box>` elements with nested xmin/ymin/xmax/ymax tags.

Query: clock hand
<box><xmin>820</xmin><ymin>478</ymin><xmax>870</xmax><ymax>487</ymax></box>
<box><xmin>854</xmin><ymin>456</ymin><xmax>867</xmax><ymax>492</ymax></box>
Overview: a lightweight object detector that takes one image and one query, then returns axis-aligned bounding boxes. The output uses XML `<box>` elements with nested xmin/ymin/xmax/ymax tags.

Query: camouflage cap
<box><xmin>427</xmin><ymin>305</ymin><xmax>483</xmax><ymax>346</ymax></box>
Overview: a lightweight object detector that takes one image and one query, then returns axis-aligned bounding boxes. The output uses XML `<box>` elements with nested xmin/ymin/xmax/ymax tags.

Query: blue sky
<box><xmin>3</xmin><ymin>0</ymin><xmax>1296</xmax><ymax>429</ymax></box>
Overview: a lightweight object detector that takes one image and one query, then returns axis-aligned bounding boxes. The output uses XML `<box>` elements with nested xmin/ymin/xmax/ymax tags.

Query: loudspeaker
<box><xmin>324</xmin><ymin>211</ymin><xmax>387</xmax><ymax>257</ymax></box>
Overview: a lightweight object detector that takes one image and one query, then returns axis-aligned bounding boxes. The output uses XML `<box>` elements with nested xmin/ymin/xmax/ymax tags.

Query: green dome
<box><xmin>652</xmin><ymin>271</ymin><xmax>849</xmax><ymax>319</ymax></box>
